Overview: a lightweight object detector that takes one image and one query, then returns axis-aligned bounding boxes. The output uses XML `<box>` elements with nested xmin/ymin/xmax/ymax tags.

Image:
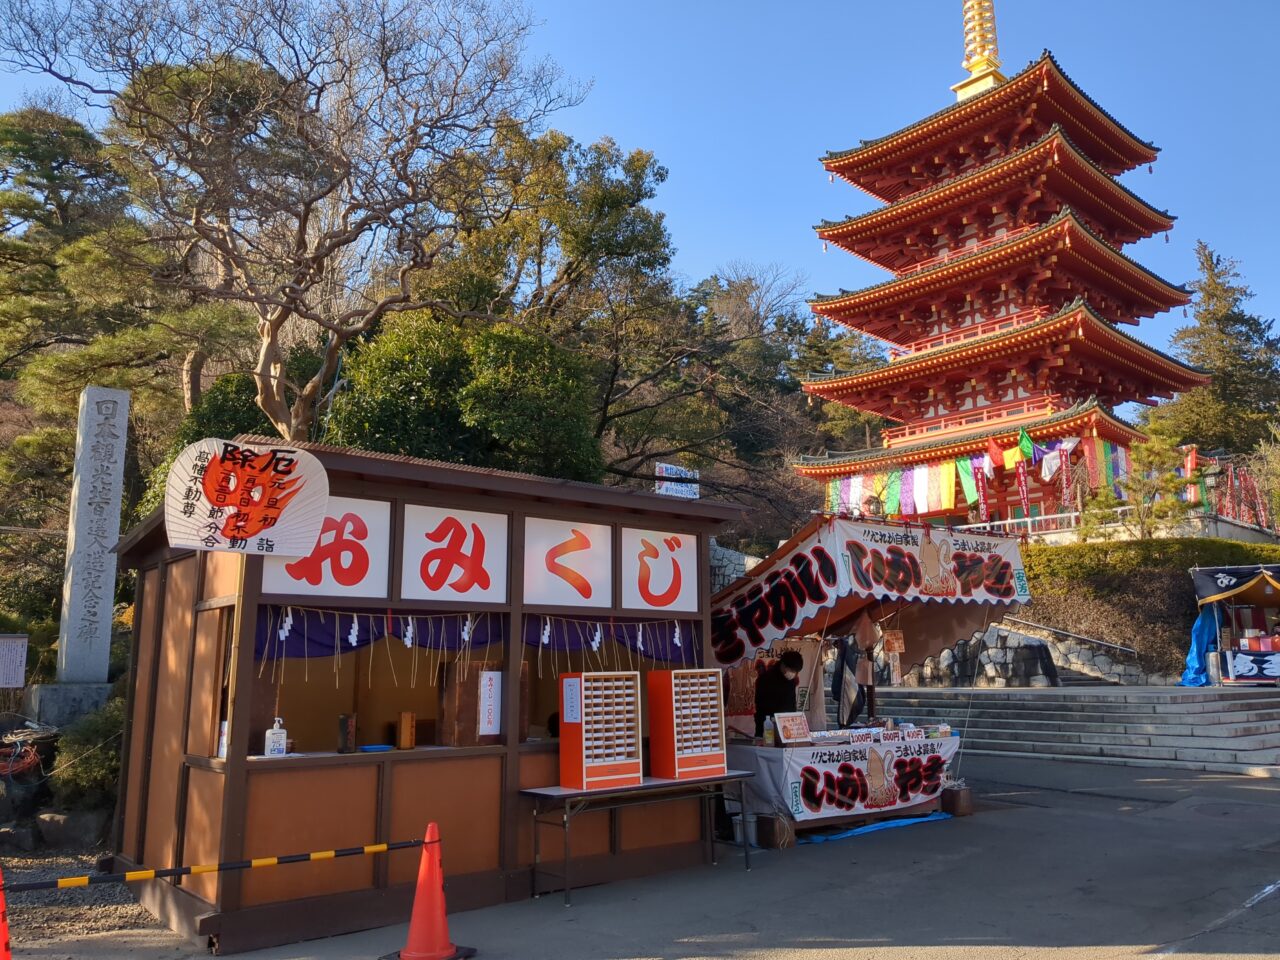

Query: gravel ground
<box><xmin>1</xmin><ymin>845</ymin><xmax>205</xmax><ymax>958</ymax></box>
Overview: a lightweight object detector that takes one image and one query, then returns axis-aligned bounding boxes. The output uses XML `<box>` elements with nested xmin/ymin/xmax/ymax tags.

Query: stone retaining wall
<box><xmin>896</xmin><ymin>623</ymin><xmax>1179</xmax><ymax>688</ymax></box>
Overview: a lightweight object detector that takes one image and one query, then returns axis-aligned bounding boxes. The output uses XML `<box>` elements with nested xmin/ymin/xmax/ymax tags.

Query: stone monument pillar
<box><xmin>25</xmin><ymin>386</ymin><xmax>130</xmax><ymax>726</ymax></box>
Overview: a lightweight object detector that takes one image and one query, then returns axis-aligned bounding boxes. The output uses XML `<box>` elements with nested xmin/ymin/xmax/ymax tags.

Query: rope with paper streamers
<box><xmin>532</xmin><ymin>615</ymin><xmax>697</xmax><ymax>678</ymax></box>
<box><xmin>256</xmin><ymin>607</ymin><xmax>497</xmax><ymax>689</ymax></box>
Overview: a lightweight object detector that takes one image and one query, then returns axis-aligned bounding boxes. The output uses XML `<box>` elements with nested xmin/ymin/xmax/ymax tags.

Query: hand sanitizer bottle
<box><xmin>265</xmin><ymin>717</ymin><xmax>288</xmax><ymax>757</ymax></box>
<box><xmin>763</xmin><ymin>716</ymin><xmax>776</xmax><ymax>746</ymax></box>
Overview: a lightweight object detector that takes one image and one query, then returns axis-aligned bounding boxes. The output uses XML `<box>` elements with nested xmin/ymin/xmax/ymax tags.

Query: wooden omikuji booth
<box><xmin>112</xmin><ymin>439</ymin><xmax>740</xmax><ymax>954</ymax></box>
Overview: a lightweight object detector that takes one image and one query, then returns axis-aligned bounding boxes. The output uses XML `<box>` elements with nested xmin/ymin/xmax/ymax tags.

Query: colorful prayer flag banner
<box><xmin>1018</xmin><ymin>429</ymin><xmax>1035</xmax><ymax>461</ymax></box>
<box><xmin>956</xmin><ymin>456</ymin><xmax>978</xmax><ymax>505</ymax></box>
<box><xmin>939</xmin><ymin>459</ymin><xmax>956</xmax><ymax>511</ymax></box>
<box><xmin>974</xmin><ymin>456</ymin><xmax>990</xmax><ymax>521</ymax></box>
<box><xmin>884</xmin><ymin>469</ymin><xmax>902</xmax><ymax>515</ymax></box>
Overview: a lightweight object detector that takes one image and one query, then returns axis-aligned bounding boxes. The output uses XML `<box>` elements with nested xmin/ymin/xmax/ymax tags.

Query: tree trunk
<box><xmin>182</xmin><ymin>348</ymin><xmax>207</xmax><ymax>412</ymax></box>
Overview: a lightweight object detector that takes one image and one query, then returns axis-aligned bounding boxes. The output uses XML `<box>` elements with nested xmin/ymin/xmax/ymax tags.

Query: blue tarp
<box><xmin>1179</xmin><ymin>603</ymin><xmax>1220</xmax><ymax>687</ymax></box>
<box><xmin>796</xmin><ymin>811</ymin><xmax>953</xmax><ymax>844</ymax></box>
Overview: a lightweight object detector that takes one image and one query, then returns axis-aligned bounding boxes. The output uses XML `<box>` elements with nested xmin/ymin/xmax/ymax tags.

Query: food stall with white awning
<box><xmin>706</xmin><ymin>514</ymin><xmax>1029</xmax><ymax>836</ymax></box>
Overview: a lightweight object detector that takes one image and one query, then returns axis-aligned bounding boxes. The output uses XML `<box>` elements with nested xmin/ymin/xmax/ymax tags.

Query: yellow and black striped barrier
<box><xmin>2</xmin><ymin>838</ymin><xmax>429</xmax><ymax>893</ymax></box>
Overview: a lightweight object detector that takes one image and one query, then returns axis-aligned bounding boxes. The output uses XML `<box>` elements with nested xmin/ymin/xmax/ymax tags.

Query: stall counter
<box><xmin>727</xmin><ymin>732</ymin><xmax>959</xmax><ymax>824</ymax></box>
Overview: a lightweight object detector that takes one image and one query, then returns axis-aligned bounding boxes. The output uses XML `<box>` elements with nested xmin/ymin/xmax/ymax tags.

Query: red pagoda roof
<box><xmin>822</xmin><ymin>52</ymin><xmax>1158</xmax><ymax>202</ymax></box>
<box><xmin>801</xmin><ymin>300</ymin><xmax>1208</xmax><ymax>419</ymax></box>
<box><xmin>811</xmin><ymin>209</ymin><xmax>1190</xmax><ymax>342</ymax></box>
<box><xmin>816</xmin><ymin>127</ymin><xmax>1174</xmax><ymax>271</ymax></box>
<box><xmin>792</xmin><ymin>399</ymin><xmax>1142</xmax><ymax>478</ymax></box>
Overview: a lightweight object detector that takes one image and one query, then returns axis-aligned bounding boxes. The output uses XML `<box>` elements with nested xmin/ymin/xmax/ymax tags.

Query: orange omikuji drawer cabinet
<box><xmin>558</xmin><ymin>672</ymin><xmax>643</xmax><ymax>790</ymax></box>
<box><xmin>646</xmin><ymin>669</ymin><xmax>727</xmax><ymax>781</ymax></box>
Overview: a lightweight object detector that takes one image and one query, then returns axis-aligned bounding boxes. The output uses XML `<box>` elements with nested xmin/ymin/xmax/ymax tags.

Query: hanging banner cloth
<box><xmin>938</xmin><ymin>460</ymin><xmax>956</xmax><ymax>511</ymax></box>
<box><xmin>710</xmin><ymin>516</ymin><xmax>1030</xmax><ymax>668</ymax></box>
<box><xmin>255</xmin><ymin>605</ymin><xmax>701</xmax><ymax>665</ymax></box>
<box><xmin>1189</xmin><ymin>565</ymin><xmax>1280</xmax><ymax>606</ymax></box>
<box><xmin>956</xmin><ymin>457</ymin><xmax>978</xmax><ymax>505</ymax></box>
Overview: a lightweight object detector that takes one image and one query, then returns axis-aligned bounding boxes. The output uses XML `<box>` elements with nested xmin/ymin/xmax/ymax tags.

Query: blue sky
<box><xmin>517</xmin><ymin>0</ymin><xmax>1278</xmax><ymax>353</ymax></box>
<box><xmin>2</xmin><ymin>0</ymin><xmax>1275</xmax><ymax>356</ymax></box>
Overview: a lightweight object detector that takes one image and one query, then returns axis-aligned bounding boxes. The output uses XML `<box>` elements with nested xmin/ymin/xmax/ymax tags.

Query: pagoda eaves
<box><xmin>811</xmin><ymin>209</ymin><xmax>1190</xmax><ymax>342</ymax></box>
<box><xmin>823</xmin><ymin>52</ymin><xmax>1158</xmax><ymax>202</ymax></box>
<box><xmin>816</xmin><ymin>127</ymin><xmax>1174</xmax><ymax>272</ymax></box>
<box><xmin>794</xmin><ymin>399</ymin><xmax>1142</xmax><ymax>479</ymax></box>
<box><xmin>801</xmin><ymin>299</ymin><xmax>1208</xmax><ymax>419</ymax></box>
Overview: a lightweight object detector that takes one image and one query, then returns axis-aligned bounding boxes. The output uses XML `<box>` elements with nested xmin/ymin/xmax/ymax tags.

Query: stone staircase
<box><xmin>875</xmin><ymin>687</ymin><xmax>1280</xmax><ymax>777</ymax></box>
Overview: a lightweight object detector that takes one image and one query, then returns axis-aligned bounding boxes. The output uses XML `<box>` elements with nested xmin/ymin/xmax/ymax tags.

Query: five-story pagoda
<box><xmin>795</xmin><ymin>0</ymin><xmax>1208</xmax><ymax>527</ymax></box>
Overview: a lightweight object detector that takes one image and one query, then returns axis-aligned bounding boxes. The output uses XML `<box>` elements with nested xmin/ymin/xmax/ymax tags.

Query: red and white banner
<box><xmin>262</xmin><ymin>496</ymin><xmax>391</xmax><ymax>597</ymax></box>
<box><xmin>781</xmin><ymin>734</ymin><xmax>960</xmax><ymax>821</ymax></box>
<box><xmin>711</xmin><ymin>517</ymin><xmax>1029</xmax><ymax>667</ymax></box>
<box><xmin>164</xmin><ymin>438</ymin><xmax>329</xmax><ymax>556</ymax></box>
<box><xmin>620</xmin><ymin>527</ymin><xmax>698</xmax><ymax>612</ymax></box>
<box><xmin>401</xmin><ymin>505</ymin><xmax>509</xmax><ymax>603</ymax></box>
<box><xmin>1015</xmin><ymin>459</ymin><xmax>1031</xmax><ymax>518</ymax></box>
<box><xmin>523</xmin><ymin>517</ymin><xmax>612</xmax><ymax>608</ymax></box>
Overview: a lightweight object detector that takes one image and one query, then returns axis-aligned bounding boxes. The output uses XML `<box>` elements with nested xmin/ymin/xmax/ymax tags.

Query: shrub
<box><xmin>50</xmin><ymin>698</ymin><xmax>126</xmax><ymax>812</ymax></box>
<box><xmin>1021</xmin><ymin>538</ymin><xmax>1280</xmax><ymax>675</ymax></box>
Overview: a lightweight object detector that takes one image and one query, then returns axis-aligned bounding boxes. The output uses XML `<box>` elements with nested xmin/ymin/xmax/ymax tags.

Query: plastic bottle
<box><xmin>264</xmin><ymin>717</ymin><xmax>288</xmax><ymax>756</ymax></box>
<box><xmin>763</xmin><ymin>716</ymin><xmax>776</xmax><ymax>746</ymax></box>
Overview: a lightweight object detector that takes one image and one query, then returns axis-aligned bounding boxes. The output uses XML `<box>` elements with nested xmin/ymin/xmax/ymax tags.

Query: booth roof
<box><xmin>1191</xmin><ymin>565</ymin><xmax>1280</xmax><ymax>607</ymax></box>
<box><xmin>116</xmin><ymin>436</ymin><xmax>743</xmax><ymax>561</ymax></box>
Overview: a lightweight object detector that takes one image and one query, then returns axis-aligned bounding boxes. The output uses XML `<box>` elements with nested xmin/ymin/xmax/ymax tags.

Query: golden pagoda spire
<box><xmin>951</xmin><ymin>0</ymin><xmax>1008</xmax><ymax>102</ymax></box>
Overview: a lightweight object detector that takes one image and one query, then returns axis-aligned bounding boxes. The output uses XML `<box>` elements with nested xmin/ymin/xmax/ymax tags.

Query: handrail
<box><xmin>1003</xmin><ymin>616</ymin><xmax>1138</xmax><ymax>657</ymax></box>
<box><xmin>894</xmin><ymin>223</ymin><xmax>1038</xmax><ymax>277</ymax></box>
<box><xmin>888</xmin><ymin>306</ymin><xmax>1052</xmax><ymax>359</ymax></box>
<box><xmin>882</xmin><ymin>397</ymin><xmax>1063</xmax><ymax>444</ymax></box>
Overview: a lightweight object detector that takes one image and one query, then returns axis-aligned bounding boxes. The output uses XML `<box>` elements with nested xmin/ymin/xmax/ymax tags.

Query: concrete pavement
<box><xmin>239</xmin><ymin>755</ymin><xmax>1280</xmax><ymax>960</ymax></box>
<box><xmin>14</xmin><ymin>755</ymin><xmax>1280</xmax><ymax>959</ymax></box>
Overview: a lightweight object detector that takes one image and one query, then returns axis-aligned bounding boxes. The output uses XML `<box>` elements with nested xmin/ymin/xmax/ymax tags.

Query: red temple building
<box><xmin>794</xmin><ymin>1</ymin><xmax>1208</xmax><ymax>528</ymax></box>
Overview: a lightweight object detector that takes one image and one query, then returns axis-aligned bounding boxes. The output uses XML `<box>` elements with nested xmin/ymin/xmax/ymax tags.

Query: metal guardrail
<box><xmin>1003</xmin><ymin>616</ymin><xmax>1138</xmax><ymax>657</ymax></box>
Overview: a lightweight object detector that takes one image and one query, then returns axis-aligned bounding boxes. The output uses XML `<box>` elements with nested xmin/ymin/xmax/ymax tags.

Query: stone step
<box><xmin>957</xmin><ymin>747</ymin><xmax>1280</xmax><ymax>779</ymax></box>
<box><xmin>878</xmin><ymin>705</ymin><xmax>1280</xmax><ymax>727</ymax></box>
<box><xmin>888</xmin><ymin>713</ymin><xmax>1280</xmax><ymax>738</ymax></box>
<box><xmin>948</xmin><ymin>725</ymin><xmax>1280</xmax><ymax>753</ymax></box>
<box><xmin>878</xmin><ymin>687</ymin><xmax>1280</xmax><ymax>704</ymax></box>
<box><xmin>880</xmin><ymin>684</ymin><xmax>1279</xmax><ymax>699</ymax></box>
<box><xmin>957</xmin><ymin>735</ymin><xmax>1277</xmax><ymax>765</ymax></box>
<box><xmin>877</xmin><ymin>694</ymin><xmax>1280</xmax><ymax>715</ymax></box>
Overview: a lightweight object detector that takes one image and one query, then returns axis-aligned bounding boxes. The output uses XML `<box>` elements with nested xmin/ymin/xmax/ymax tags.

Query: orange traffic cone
<box><xmin>0</xmin><ymin>866</ymin><xmax>11</xmax><ymax>960</ymax></box>
<box><xmin>380</xmin><ymin>823</ymin><xmax>475</xmax><ymax>960</ymax></box>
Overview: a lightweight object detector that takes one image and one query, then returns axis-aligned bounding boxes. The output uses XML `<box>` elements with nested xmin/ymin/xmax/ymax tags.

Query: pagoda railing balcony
<box><xmin>894</xmin><ymin>223</ymin><xmax>1038</xmax><ymax>277</ymax></box>
<box><xmin>882</xmin><ymin>396</ymin><xmax>1064</xmax><ymax>445</ymax></box>
<box><xmin>888</xmin><ymin>306</ymin><xmax>1052</xmax><ymax>359</ymax></box>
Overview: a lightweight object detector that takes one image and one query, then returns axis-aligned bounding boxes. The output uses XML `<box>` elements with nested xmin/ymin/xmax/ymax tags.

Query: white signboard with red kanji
<box><xmin>401</xmin><ymin>505</ymin><xmax>509</xmax><ymax>603</ymax></box>
<box><xmin>261</xmin><ymin>497</ymin><xmax>392</xmax><ymax>597</ymax></box>
<box><xmin>164</xmin><ymin>438</ymin><xmax>330</xmax><ymax>556</ymax></box>
<box><xmin>523</xmin><ymin>518</ymin><xmax>612</xmax><ymax>608</ymax></box>
<box><xmin>620</xmin><ymin>528</ymin><xmax>698</xmax><ymax>612</ymax></box>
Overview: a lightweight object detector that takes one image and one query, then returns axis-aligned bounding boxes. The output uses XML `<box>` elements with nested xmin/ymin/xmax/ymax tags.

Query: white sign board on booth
<box><xmin>401</xmin><ymin>505</ymin><xmax>508</xmax><ymax>603</ymax></box>
<box><xmin>478</xmin><ymin>670</ymin><xmax>502</xmax><ymax>736</ymax></box>
<box><xmin>164</xmin><ymin>438</ymin><xmax>329</xmax><ymax>557</ymax></box>
<box><xmin>262</xmin><ymin>497</ymin><xmax>392</xmax><ymax>597</ymax></box>
<box><xmin>523</xmin><ymin>518</ymin><xmax>612</xmax><ymax>607</ymax></box>
<box><xmin>620</xmin><ymin>528</ymin><xmax>698</xmax><ymax>612</ymax></box>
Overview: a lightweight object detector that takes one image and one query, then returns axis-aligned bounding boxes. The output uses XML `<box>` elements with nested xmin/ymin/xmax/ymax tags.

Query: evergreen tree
<box><xmin>788</xmin><ymin>317</ymin><xmax>886</xmax><ymax>451</ymax></box>
<box><xmin>1148</xmin><ymin>242</ymin><xmax>1280</xmax><ymax>453</ymax></box>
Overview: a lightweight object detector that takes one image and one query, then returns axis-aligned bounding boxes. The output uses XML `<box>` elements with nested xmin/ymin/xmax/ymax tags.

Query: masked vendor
<box><xmin>754</xmin><ymin>649</ymin><xmax>804</xmax><ymax>737</ymax></box>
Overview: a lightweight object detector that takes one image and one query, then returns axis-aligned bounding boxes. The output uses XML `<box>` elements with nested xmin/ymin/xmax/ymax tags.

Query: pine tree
<box><xmin>1148</xmin><ymin>242</ymin><xmax>1280</xmax><ymax>453</ymax></box>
